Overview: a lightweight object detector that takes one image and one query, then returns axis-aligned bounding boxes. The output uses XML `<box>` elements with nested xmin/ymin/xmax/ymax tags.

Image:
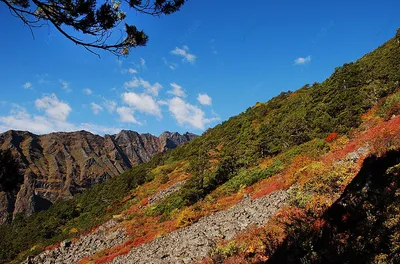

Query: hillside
<box><xmin>0</xmin><ymin>30</ymin><xmax>399</xmax><ymax>263</ymax></box>
<box><xmin>0</xmin><ymin>130</ymin><xmax>196</xmax><ymax>224</ymax></box>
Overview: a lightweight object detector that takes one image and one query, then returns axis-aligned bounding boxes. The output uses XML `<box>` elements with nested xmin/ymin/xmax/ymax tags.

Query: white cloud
<box><xmin>122</xmin><ymin>92</ymin><xmax>162</xmax><ymax>117</ymax></box>
<box><xmin>0</xmin><ymin>106</ymin><xmax>121</xmax><ymax>135</ymax></box>
<box><xmin>90</xmin><ymin>102</ymin><xmax>103</xmax><ymax>115</ymax></box>
<box><xmin>116</xmin><ymin>106</ymin><xmax>140</xmax><ymax>124</ymax></box>
<box><xmin>294</xmin><ymin>56</ymin><xmax>311</xmax><ymax>65</ymax></box>
<box><xmin>167</xmin><ymin>97</ymin><xmax>218</xmax><ymax>130</ymax></box>
<box><xmin>128</xmin><ymin>68</ymin><xmax>137</xmax><ymax>74</ymax></box>
<box><xmin>103</xmin><ymin>99</ymin><xmax>117</xmax><ymax>113</ymax></box>
<box><xmin>0</xmin><ymin>107</ymin><xmax>53</xmax><ymax>134</ymax></box>
<box><xmin>124</xmin><ymin>77</ymin><xmax>162</xmax><ymax>96</ymax></box>
<box><xmin>59</xmin><ymin>79</ymin><xmax>71</xmax><ymax>92</ymax></box>
<box><xmin>168</xmin><ymin>83</ymin><xmax>186</xmax><ymax>97</ymax></box>
<box><xmin>171</xmin><ymin>46</ymin><xmax>197</xmax><ymax>64</ymax></box>
<box><xmin>23</xmin><ymin>82</ymin><xmax>32</xmax><ymax>89</ymax></box>
<box><xmin>35</xmin><ymin>94</ymin><xmax>72</xmax><ymax>121</ymax></box>
<box><xmin>78</xmin><ymin>123</ymin><xmax>121</xmax><ymax>135</ymax></box>
<box><xmin>82</xmin><ymin>88</ymin><xmax>93</xmax><ymax>95</ymax></box>
<box><xmin>197</xmin><ymin>93</ymin><xmax>212</xmax><ymax>106</ymax></box>
<box><xmin>140</xmin><ymin>58</ymin><xmax>146</xmax><ymax>66</ymax></box>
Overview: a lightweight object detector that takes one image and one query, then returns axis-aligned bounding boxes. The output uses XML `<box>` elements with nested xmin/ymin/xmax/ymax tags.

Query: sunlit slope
<box><xmin>0</xmin><ymin>30</ymin><xmax>399</xmax><ymax>263</ymax></box>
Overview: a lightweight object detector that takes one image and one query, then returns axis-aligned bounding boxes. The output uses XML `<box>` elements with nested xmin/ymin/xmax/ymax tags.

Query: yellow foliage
<box><xmin>29</xmin><ymin>245</ymin><xmax>38</xmax><ymax>252</ymax></box>
<box><xmin>329</xmin><ymin>135</ymin><xmax>350</xmax><ymax>152</ymax></box>
<box><xmin>175</xmin><ymin>207</ymin><xmax>200</xmax><ymax>228</ymax></box>
<box><xmin>69</xmin><ymin>227</ymin><xmax>79</xmax><ymax>234</ymax></box>
<box><xmin>305</xmin><ymin>195</ymin><xmax>332</xmax><ymax>218</ymax></box>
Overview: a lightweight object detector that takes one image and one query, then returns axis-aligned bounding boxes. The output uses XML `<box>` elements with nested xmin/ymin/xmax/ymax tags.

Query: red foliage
<box><xmin>251</xmin><ymin>180</ymin><xmax>282</xmax><ymax>199</ymax></box>
<box><xmin>326</xmin><ymin>132</ymin><xmax>339</xmax><ymax>142</ymax></box>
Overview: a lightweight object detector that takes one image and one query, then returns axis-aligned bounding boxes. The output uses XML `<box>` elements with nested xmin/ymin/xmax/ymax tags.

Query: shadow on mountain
<box><xmin>267</xmin><ymin>149</ymin><xmax>400</xmax><ymax>264</ymax></box>
<box><xmin>32</xmin><ymin>195</ymin><xmax>53</xmax><ymax>212</ymax></box>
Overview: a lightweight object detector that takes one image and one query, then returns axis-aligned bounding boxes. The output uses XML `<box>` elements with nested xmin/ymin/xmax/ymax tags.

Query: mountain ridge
<box><xmin>0</xmin><ymin>129</ymin><xmax>197</xmax><ymax>224</ymax></box>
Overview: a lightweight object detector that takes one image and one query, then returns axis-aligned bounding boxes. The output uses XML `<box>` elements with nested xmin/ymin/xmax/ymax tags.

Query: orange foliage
<box><xmin>325</xmin><ymin>132</ymin><xmax>339</xmax><ymax>142</ymax></box>
<box><xmin>215</xmin><ymin>142</ymin><xmax>224</xmax><ymax>151</ymax></box>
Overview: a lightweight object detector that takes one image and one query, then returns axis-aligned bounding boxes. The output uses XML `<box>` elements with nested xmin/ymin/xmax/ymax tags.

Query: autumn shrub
<box><xmin>213</xmin><ymin>241</ymin><xmax>239</xmax><ymax>259</ymax></box>
<box><xmin>326</xmin><ymin>132</ymin><xmax>339</xmax><ymax>142</ymax></box>
<box><xmin>288</xmin><ymin>186</ymin><xmax>313</xmax><ymax>209</ymax></box>
<box><xmin>175</xmin><ymin>207</ymin><xmax>202</xmax><ymax>228</ymax></box>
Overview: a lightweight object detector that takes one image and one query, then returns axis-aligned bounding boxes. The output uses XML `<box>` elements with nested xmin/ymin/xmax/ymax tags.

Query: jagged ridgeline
<box><xmin>1</xmin><ymin>31</ymin><xmax>399</xmax><ymax>262</ymax></box>
<box><xmin>0</xmin><ymin>130</ymin><xmax>197</xmax><ymax>224</ymax></box>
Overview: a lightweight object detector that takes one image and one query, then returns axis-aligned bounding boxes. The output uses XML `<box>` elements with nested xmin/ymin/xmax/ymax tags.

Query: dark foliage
<box><xmin>1</xmin><ymin>0</ymin><xmax>185</xmax><ymax>56</ymax></box>
<box><xmin>0</xmin><ymin>149</ymin><xmax>22</xmax><ymax>193</ymax></box>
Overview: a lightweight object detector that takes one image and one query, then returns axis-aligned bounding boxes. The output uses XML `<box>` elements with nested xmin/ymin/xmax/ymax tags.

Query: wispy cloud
<box><xmin>90</xmin><ymin>102</ymin><xmax>103</xmax><ymax>115</ymax></box>
<box><xmin>82</xmin><ymin>88</ymin><xmax>93</xmax><ymax>95</ymax></box>
<box><xmin>210</xmin><ymin>39</ymin><xmax>218</xmax><ymax>55</ymax></box>
<box><xmin>103</xmin><ymin>99</ymin><xmax>117</xmax><ymax>113</ymax></box>
<box><xmin>124</xmin><ymin>77</ymin><xmax>162</xmax><ymax>97</ymax></box>
<box><xmin>168</xmin><ymin>83</ymin><xmax>186</xmax><ymax>97</ymax></box>
<box><xmin>162</xmin><ymin>57</ymin><xmax>178</xmax><ymax>70</ymax></box>
<box><xmin>36</xmin><ymin>73</ymin><xmax>50</xmax><ymax>84</ymax></box>
<box><xmin>294</xmin><ymin>56</ymin><xmax>312</xmax><ymax>65</ymax></box>
<box><xmin>59</xmin><ymin>79</ymin><xmax>71</xmax><ymax>92</ymax></box>
<box><xmin>171</xmin><ymin>46</ymin><xmax>197</xmax><ymax>64</ymax></box>
<box><xmin>22</xmin><ymin>82</ymin><xmax>32</xmax><ymax>89</ymax></box>
<box><xmin>197</xmin><ymin>93</ymin><xmax>212</xmax><ymax>105</ymax></box>
<box><xmin>120</xmin><ymin>67</ymin><xmax>137</xmax><ymax>74</ymax></box>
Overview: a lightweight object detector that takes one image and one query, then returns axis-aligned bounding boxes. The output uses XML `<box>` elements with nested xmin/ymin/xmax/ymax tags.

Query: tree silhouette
<box><xmin>2</xmin><ymin>0</ymin><xmax>186</xmax><ymax>56</ymax></box>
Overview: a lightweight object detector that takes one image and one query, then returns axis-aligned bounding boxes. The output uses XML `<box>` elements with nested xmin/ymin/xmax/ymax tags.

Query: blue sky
<box><xmin>0</xmin><ymin>0</ymin><xmax>399</xmax><ymax>136</ymax></box>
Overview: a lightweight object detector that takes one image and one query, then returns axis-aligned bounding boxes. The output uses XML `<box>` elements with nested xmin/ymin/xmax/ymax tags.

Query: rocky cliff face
<box><xmin>0</xmin><ymin>130</ymin><xmax>196</xmax><ymax>224</ymax></box>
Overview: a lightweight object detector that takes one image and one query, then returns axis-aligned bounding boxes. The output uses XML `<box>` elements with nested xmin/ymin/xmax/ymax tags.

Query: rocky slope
<box><xmin>0</xmin><ymin>130</ymin><xmax>196</xmax><ymax>224</ymax></box>
<box><xmin>23</xmin><ymin>190</ymin><xmax>288</xmax><ymax>264</ymax></box>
